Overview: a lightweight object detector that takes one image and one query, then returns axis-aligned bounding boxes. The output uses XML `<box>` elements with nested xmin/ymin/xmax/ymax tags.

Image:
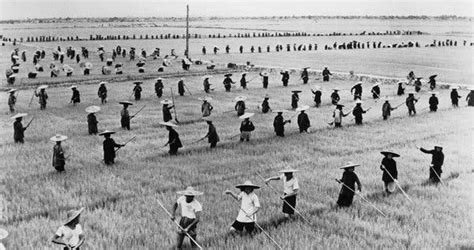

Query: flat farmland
<box><xmin>0</xmin><ymin>71</ymin><xmax>473</xmax><ymax>248</ymax></box>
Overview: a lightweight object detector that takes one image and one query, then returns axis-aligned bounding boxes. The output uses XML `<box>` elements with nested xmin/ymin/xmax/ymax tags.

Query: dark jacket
<box><xmin>339</xmin><ymin>170</ymin><xmax>361</xmax><ymax>195</ymax></box>
<box><xmin>71</xmin><ymin>89</ymin><xmax>80</xmax><ymax>103</ymax></box>
<box><xmin>261</xmin><ymin>99</ymin><xmax>270</xmax><ymax>113</ymax></box>
<box><xmin>163</xmin><ymin>105</ymin><xmax>173</xmax><ymax>122</ymax></box>
<box><xmin>381</xmin><ymin>157</ymin><xmax>398</xmax><ymax>183</ymax></box>
<box><xmin>98</xmin><ymin>86</ymin><xmax>107</xmax><ymax>98</ymax></box>
<box><xmin>351</xmin><ymin>85</ymin><xmax>362</xmax><ymax>97</ymax></box>
<box><xmin>420</xmin><ymin>148</ymin><xmax>444</xmax><ymax>167</ymax></box>
<box><xmin>240</xmin><ymin>76</ymin><xmax>247</xmax><ymax>88</ymax></box>
<box><xmin>429</xmin><ymin>96</ymin><xmax>438</xmax><ymax>108</ymax></box>
<box><xmin>450</xmin><ymin>90</ymin><xmax>460</xmax><ymax>104</ymax></box>
<box><xmin>13</xmin><ymin>120</ymin><xmax>24</xmax><ymax>141</ymax></box>
<box><xmin>240</xmin><ymin>120</ymin><xmax>255</xmax><ymax>132</ymax></box>
<box><xmin>52</xmin><ymin>144</ymin><xmax>65</xmax><ymax>168</ymax></box>
<box><xmin>331</xmin><ymin>92</ymin><xmax>340</xmax><ymax>105</ymax></box>
<box><xmin>397</xmin><ymin>84</ymin><xmax>405</xmax><ymax>95</ymax></box>
<box><xmin>297</xmin><ymin>112</ymin><xmax>310</xmax><ymax>130</ymax></box>
<box><xmin>104</xmin><ymin>138</ymin><xmax>121</xmax><ymax>162</ymax></box>
<box><xmin>406</xmin><ymin>95</ymin><xmax>417</xmax><ymax>109</ymax></box>
<box><xmin>291</xmin><ymin>93</ymin><xmax>299</xmax><ymax>109</ymax></box>
<box><xmin>206</xmin><ymin>123</ymin><xmax>220</xmax><ymax>143</ymax></box>
<box><xmin>235</xmin><ymin>101</ymin><xmax>246</xmax><ymax>116</ymax></box>
<box><xmin>382</xmin><ymin>102</ymin><xmax>394</xmax><ymax>117</ymax></box>
<box><xmin>273</xmin><ymin>114</ymin><xmax>285</xmax><ymax>135</ymax></box>
<box><xmin>371</xmin><ymin>86</ymin><xmax>380</xmax><ymax>98</ymax></box>
<box><xmin>168</xmin><ymin>128</ymin><xmax>183</xmax><ymax>148</ymax></box>
<box><xmin>87</xmin><ymin>113</ymin><xmax>98</xmax><ymax>134</ymax></box>
<box><xmin>352</xmin><ymin>105</ymin><xmax>366</xmax><ymax>119</ymax></box>
<box><xmin>178</xmin><ymin>80</ymin><xmax>185</xmax><ymax>95</ymax></box>
<box><xmin>312</xmin><ymin>90</ymin><xmax>322</xmax><ymax>103</ymax></box>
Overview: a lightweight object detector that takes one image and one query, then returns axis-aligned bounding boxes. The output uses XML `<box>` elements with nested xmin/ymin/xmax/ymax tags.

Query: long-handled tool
<box><xmin>380</xmin><ymin>166</ymin><xmax>414</xmax><ymax>203</ymax></box>
<box><xmin>256</xmin><ymin>173</ymin><xmax>311</xmax><ymax>224</ymax></box>
<box><xmin>335</xmin><ymin>179</ymin><xmax>387</xmax><ymax>217</ymax></box>
<box><xmin>115</xmin><ymin>136</ymin><xmax>136</xmax><ymax>153</ymax></box>
<box><xmin>184</xmin><ymin>84</ymin><xmax>193</xmax><ymax>95</ymax></box>
<box><xmin>130</xmin><ymin>105</ymin><xmax>146</xmax><ymax>120</ymax></box>
<box><xmin>24</xmin><ymin>117</ymin><xmax>35</xmax><ymax>130</ymax></box>
<box><xmin>416</xmin><ymin>146</ymin><xmax>445</xmax><ymax>186</ymax></box>
<box><xmin>156</xmin><ymin>196</ymin><xmax>203</xmax><ymax>250</ymax></box>
<box><xmin>28</xmin><ymin>90</ymin><xmax>36</xmax><ymax>107</ymax></box>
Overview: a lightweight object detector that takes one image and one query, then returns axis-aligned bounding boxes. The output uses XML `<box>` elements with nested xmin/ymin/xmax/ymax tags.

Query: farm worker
<box><xmin>322</xmin><ymin>67</ymin><xmax>332</xmax><ymax>82</ymax></box>
<box><xmin>223</xmin><ymin>74</ymin><xmax>235</xmax><ymax>92</ymax></box>
<box><xmin>202</xmin><ymin>46</ymin><xmax>206</xmax><ymax>54</ymax></box>
<box><xmin>265</xmin><ymin>169</ymin><xmax>300</xmax><ymax>218</ymax></box>
<box><xmin>273</xmin><ymin>110</ymin><xmax>291</xmax><ymax>137</ymax></box>
<box><xmin>414</xmin><ymin>77</ymin><xmax>422</xmax><ymax>92</ymax></box>
<box><xmin>119</xmin><ymin>101</ymin><xmax>133</xmax><ymax>130</ymax></box>
<box><xmin>405</xmin><ymin>92</ymin><xmax>418</xmax><ymax>116</ymax></box>
<box><xmin>407</xmin><ymin>71</ymin><xmax>415</xmax><ymax>84</ymax></box>
<box><xmin>301</xmin><ymin>67</ymin><xmax>309</xmax><ymax>84</ymax></box>
<box><xmin>160</xmin><ymin>121</ymin><xmax>182</xmax><ymax>155</ymax></box>
<box><xmin>331</xmin><ymin>88</ymin><xmax>340</xmax><ymax>105</ymax></box>
<box><xmin>428</xmin><ymin>92</ymin><xmax>439</xmax><ymax>112</ymax></box>
<box><xmin>85</xmin><ymin>106</ymin><xmax>100</xmax><ymax>135</ymax></box>
<box><xmin>466</xmin><ymin>87</ymin><xmax>474</xmax><ymax>106</ymax></box>
<box><xmin>178</xmin><ymin>78</ymin><xmax>185</xmax><ymax>96</ymax></box>
<box><xmin>450</xmin><ymin>87</ymin><xmax>461</xmax><ymax>107</ymax></box>
<box><xmin>51</xmin><ymin>207</ymin><xmax>85</xmax><ymax>249</ymax></box>
<box><xmin>50</xmin><ymin>134</ymin><xmax>67</xmax><ymax>172</ymax></box>
<box><xmin>297</xmin><ymin>105</ymin><xmax>310</xmax><ymax>133</ymax></box>
<box><xmin>225</xmin><ymin>45</ymin><xmax>230</xmax><ymax>53</ymax></box>
<box><xmin>239</xmin><ymin>45</ymin><xmax>243</xmax><ymax>53</ymax></box>
<box><xmin>203</xmin><ymin>76</ymin><xmax>212</xmax><ymax>93</ymax></box>
<box><xmin>35</xmin><ymin>85</ymin><xmax>48</xmax><ymax>110</ymax></box>
<box><xmin>261</xmin><ymin>95</ymin><xmax>271</xmax><ymax>113</ymax></box>
<box><xmin>200</xmin><ymin>97</ymin><xmax>213</xmax><ymax>117</ymax></box>
<box><xmin>98</xmin><ymin>82</ymin><xmax>107</xmax><ymax>104</ymax></box>
<box><xmin>11</xmin><ymin>113</ymin><xmax>27</xmax><ymax>143</ymax></box>
<box><xmin>7</xmin><ymin>89</ymin><xmax>16</xmax><ymax>113</ymax></box>
<box><xmin>155</xmin><ymin>78</ymin><xmax>164</xmax><ymax>98</ymax></box>
<box><xmin>234</xmin><ymin>96</ymin><xmax>246</xmax><ymax>116</ymax></box>
<box><xmin>428</xmin><ymin>75</ymin><xmax>437</xmax><ymax>90</ymax></box>
<box><xmin>280</xmin><ymin>70</ymin><xmax>290</xmax><ymax>87</ymax></box>
<box><xmin>311</xmin><ymin>86</ymin><xmax>322</xmax><ymax>107</ymax></box>
<box><xmin>239</xmin><ymin>113</ymin><xmax>255</xmax><ymax>142</ymax></box>
<box><xmin>371</xmin><ymin>83</ymin><xmax>381</xmax><ymax>99</ymax></box>
<box><xmin>418</xmin><ymin>145</ymin><xmax>444</xmax><ymax>183</ymax></box>
<box><xmin>291</xmin><ymin>90</ymin><xmax>301</xmax><ymax>109</ymax></box>
<box><xmin>259</xmin><ymin>72</ymin><xmax>269</xmax><ymax>89</ymax></box>
<box><xmin>224</xmin><ymin>180</ymin><xmax>261</xmax><ymax>234</ymax></box>
<box><xmin>351</xmin><ymin>82</ymin><xmax>363</xmax><ymax>100</ymax></box>
<box><xmin>99</xmin><ymin>130</ymin><xmax>124</xmax><ymax>165</ymax></box>
<box><xmin>133</xmin><ymin>81</ymin><xmax>142</xmax><ymax>101</ymax></box>
<box><xmin>70</xmin><ymin>86</ymin><xmax>80</xmax><ymax>105</ymax></box>
<box><xmin>397</xmin><ymin>82</ymin><xmax>405</xmax><ymax>96</ymax></box>
<box><xmin>336</xmin><ymin>162</ymin><xmax>362</xmax><ymax>207</ymax></box>
<box><xmin>333</xmin><ymin>104</ymin><xmax>349</xmax><ymax>128</ymax></box>
<box><xmin>201</xmin><ymin>116</ymin><xmax>219</xmax><ymax>148</ymax></box>
<box><xmin>352</xmin><ymin>100</ymin><xmax>369</xmax><ymax>125</ymax></box>
<box><xmin>240</xmin><ymin>73</ymin><xmax>248</xmax><ymax>89</ymax></box>
<box><xmin>380</xmin><ymin>151</ymin><xmax>400</xmax><ymax>194</ymax></box>
<box><xmin>171</xmin><ymin>187</ymin><xmax>203</xmax><ymax>249</ymax></box>
<box><xmin>161</xmin><ymin>99</ymin><xmax>174</xmax><ymax>122</ymax></box>
<box><xmin>382</xmin><ymin>97</ymin><xmax>397</xmax><ymax>120</ymax></box>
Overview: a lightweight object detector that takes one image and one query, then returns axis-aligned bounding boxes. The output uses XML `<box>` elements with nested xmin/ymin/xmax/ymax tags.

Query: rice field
<box><xmin>1</xmin><ymin>70</ymin><xmax>473</xmax><ymax>248</ymax></box>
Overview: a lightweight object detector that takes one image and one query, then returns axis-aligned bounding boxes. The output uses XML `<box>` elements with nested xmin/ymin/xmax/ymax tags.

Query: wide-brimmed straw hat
<box><xmin>133</xmin><ymin>81</ymin><xmax>143</xmax><ymax>85</ymax></box>
<box><xmin>106</xmin><ymin>58</ymin><xmax>113</xmax><ymax>62</ymax></box>
<box><xmin>332</xmin><ymin>88</ymin><xmax>340</xmax><ymax>91</ymax></box>
<box><xmin>50</xmin><ymin>134</ymin><xmax>68</xmax><ymax>142</ymax></box>
<box><xmin>380</xmin><ymin>151</ymin><xmax>400</xmax><ymax>157</ymax></box>
<box><xmin>292</xmin><ymin>90</ymin><xmax>302</xmax><ymax>93</ymax></box>
<box><xmin>159</xmin><ymin>121</ymin><xmax>178</xmax><ymax>127</ymax></box>
<box><xmin>408</xmin><ymin>91</ymin><xmax>415</xmax><ymax>94</ymax></box>
<box><xmin>224</xmin><ymin>73</ymin><xmax>232</xmax><ymax>77</ymax></box>
<box><xmin>156</xmin><ymin>77</ymin><xmax>163</xmax><ymax>81</ymax></box>
<box><xmin>38</xmin><ymin>85</ymin><xmax>48</xmax><ymax>90</ymax></box>
<box><xmin>98</xmin><ymin>130</ymin><xmax>116</xmax><ymax>136</ymax></box>
<box><xmin>160</xmin><ymin>99</ymin><xmax>173</xmax><ymax>105</ymax></box>
<box><xmin>8</xmin><ymin>88</ymin><xmax>17</xmax><ymax>93</ymax></box>
<box><xmin>429</xmin><ymin>75</ymin><xmax>437</xmax><ymax>79</ymax></box>
<box><xmin>313</xmin><ymin>86</ymin><xmax>322</xmax><ymax>90</ymax></box>
<box><xmin>85</xmin><ymin>106</ymin><xmax>101</xmax><ymax>113</ymax></box>
<box><xmin>340</xmin><ymin>161</ymin><xmax>360</xmax><ymax>169</ymax></box>
<box><xmin>99</xmin><ymin>81</ymin><xmax>107</xmax><ymax>85</ymax></box>
<box><xmin>234</xmin><ymin>96</ymin><xmax>247</xmax><ymax>101</ymax></box>
<box><xmin>119</xmin><ymin>101</ymin><xmax>133</xmax><ymax>106</ymax></box>
<box><xmin>383</xmin><ymin>96</ymin><xmax>392</xmax><ymax>101</ymax></box>
<box><xmin>70</xmin><ymin>85</ymin><xmax>77</xmax><ymax>89</ymax></box>
<box><xmin>198</xmin><ymin>96</ymin><xmax>212</xmax><ymax>102</ymax></box>
<box><xmin>241</xmin><ymin>72</ymin><xmax>249</xmax><ymax>76</ymax></box>
<box><xmin>0</xmin><ymin>228</ymin><xmax>9</xmax><ymax>240</ymax></box>
<box><xmin>11</xmin><ymin>113</ymin><xmax>27</xmax><ymax>120</ymax></box>
<box><xmin>279</xmin><ymin>169</ymin><xmax>299</xmax><ymax>173</ymax></box>
<box><xmin>296</xmin><ymin>105</ymin><xmax>309</xmax><ymax>112</ymax></box>
<box><xmin>8</xmin><ymin>74</ymin><xmax>17</xmax><ymax>79</ymax></box>
<box><xmin>64</xmin><ymin>207</ymin><xmax>84</xmax><ymax>225</ymax></box>
<box><xmin>272</xmin><ymin>109</ymin><xmax>288</xmax><ymax>113</ymax></box>
<box><xmin>353</xmin><ymin>82</ymin><xmax>363</xmax><ymax>86</ymax></box>
<box><xmin>202</xmin><ymin>75</ymin><xmax>213</xmax><ymax>79</ymax></box>
<box><xmin>239</xmin><ymin>113</ymin><xmax>255</xmax><ymax>119</ymax></box>
<box><xmin>372</xmin><ymin>83</ymin><xmax>380</xmax><ymax>87</ymax></box>
<box><xmin>450</xmin><ymin>86</ymin><xmax>459</xmax><ymax>90</ymax></box>
<box><xmin>177</xmin><ymin>186</ymin><xmax>203</xmax><ymax>196</ymax></box>
<box><xmin>264</xmin><ymin>94</ymin><xmax>270</xmax><ymax>99</ymax></box>
<box><xmin>261</xmin><ymin>72</ymin><xmax>269</xmax><ymax>77</ymax></box>
<box><xmin>429</xmin><ymin>91</ymin><xmax>439</xmax><ymax>95</ymax></box>
<box><xmin>355</xmin><ymin>99</ymin><xmax>363</xmax><ymax>104</ymax></box>
<box><xmin>235</xmin><ymin>180</ymin><xmax>260</xmax><ymax>189</ymax></box>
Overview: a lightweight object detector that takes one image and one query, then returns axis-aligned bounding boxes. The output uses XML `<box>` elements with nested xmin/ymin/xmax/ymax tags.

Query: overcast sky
<box><xmin>0</xmin><ymin>0</ymin><xmax>472</xmax><ymax>20</ymax></box>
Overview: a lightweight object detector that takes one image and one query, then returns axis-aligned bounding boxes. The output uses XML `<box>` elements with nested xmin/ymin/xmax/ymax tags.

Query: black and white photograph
<box><xmin>0</xmin><ymin>0</ymin><xmax>473</xmax><ymax>248</ymax></box>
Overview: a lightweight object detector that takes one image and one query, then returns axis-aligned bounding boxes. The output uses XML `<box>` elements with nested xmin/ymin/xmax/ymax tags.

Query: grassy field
<box><xmin>1</xmin><ymin>72</ymin><xmax>473</xmax><ymax>248</ymax></box>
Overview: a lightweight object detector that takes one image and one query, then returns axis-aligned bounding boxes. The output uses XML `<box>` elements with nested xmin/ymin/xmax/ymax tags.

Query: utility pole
<box><xmin>185</xmin><ymin>4</ymin><xmax>189</xmax><ymax>58</ymax></box>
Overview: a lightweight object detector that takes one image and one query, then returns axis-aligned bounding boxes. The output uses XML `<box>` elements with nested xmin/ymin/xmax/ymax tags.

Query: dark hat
<box><xmin>339</xmin><ymin>162</ymin><xmax>360</xmax><ymax>169</ymax></box>
<box><xmin>429</xmin><ymin>75</ymin><xmax>437</xmax><ymax>79</ymax></box>
<box><xmin>380</xmin><ymin>151</ymin><xmax>400</xmax><ymax>157</ymax></box>
<box><xmin>224</xmin><ymin>73</ymin><xmax>232</xmax><ymax>77</ymax></box>
<box><xmin>119</xmin><ymin>101</ymin><xmax>133</xmax><ymax>106</ymax></box>
<box><xmin>133</xmin><ymin>81</ymin><xmax>143</xmax><ymax>85</ymax></box>
<box><xmin>292</xmin><ymin>90</ymin><xmax>302</xmax><ymax>93</ymax></box>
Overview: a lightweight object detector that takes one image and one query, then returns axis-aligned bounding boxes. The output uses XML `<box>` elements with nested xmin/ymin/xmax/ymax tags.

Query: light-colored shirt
<box><xmin>55</xmin><ymin>224</ymin><xmax>83</xmax><ymax>247</ymax></box>
<box><xmin>280</xmin><ymin>174</ymin><xmax>300</xmax><ymax>194</ymax></box>
<box><xmin>236</xmin><ymin>192</ymin><xmax>260</xmax><ymax>223</ymax></box>
<box><xmin>177</xmin><ymin>196</ymin><xmax>202</xmax><ymax>219</ymax></box>
<box><xmin>334</xmin><ymin>109</ymin><xmax>342</xmax><ymax>123</ymax></box>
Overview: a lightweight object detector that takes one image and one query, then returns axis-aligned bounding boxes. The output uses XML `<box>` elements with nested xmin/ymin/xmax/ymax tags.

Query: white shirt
<box><xmin>55</xmin><ymin>224</ymin><xmax>83</xmax><ymax>247</ymax></box>
<box><xmin>280</xmin><ymin>174</ymin><xmax>300</xmax><ymax>194</ymax></box>
<box><xmin>177</xmin><ymin>196</ymin><xmax>202</xmax><ymax>219</ymax></box>
<box><xmin>236</xmin><ymin>192</ymin><xmax>260</xmax><ymax>223</ymax></box>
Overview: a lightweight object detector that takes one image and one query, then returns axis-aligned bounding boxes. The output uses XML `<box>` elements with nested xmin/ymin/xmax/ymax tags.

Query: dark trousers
<box><xmin>210</xmin><ymin>142</ymin><xmax>217</xmax><ymax>148</ymax></box>
<box><xmin>429</xmin><ymin>165</ymin><xmax>442</xmax><ymax>183</ymax></box>
<box><xmin>169</xmin><ymin>145</ymin><xmax>179</xmax><ymax>155</ymax></box>
<box><xmin>337</xmin><ymin>192</ymin><xmax>354</xmax><ymax>207</ymax></box>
